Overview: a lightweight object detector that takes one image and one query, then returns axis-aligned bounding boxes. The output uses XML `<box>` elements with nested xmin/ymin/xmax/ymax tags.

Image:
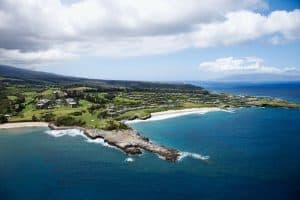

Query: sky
<box><xmin>0</xmin><ymin>0</ymin><xmax>300</xmax><ymax>81</ymax></box>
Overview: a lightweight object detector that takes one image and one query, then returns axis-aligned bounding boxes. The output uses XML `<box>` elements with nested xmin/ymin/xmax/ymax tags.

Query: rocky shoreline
<box><xmin>48</xmin><ymin>123</ymin><xmax>180</xmax><ymax>161</ymax></box>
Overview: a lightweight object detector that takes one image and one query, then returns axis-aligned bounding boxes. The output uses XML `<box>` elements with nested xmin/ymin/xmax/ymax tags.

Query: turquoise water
<box><xmin>1</xmin><ymin>83</ymin><xmax>300</xmax><ymax>199</ymax></box>
<box><xmin>1</xmin><ymin>108</ymin><xmax>300</xmax><ymax>199</ymax></box>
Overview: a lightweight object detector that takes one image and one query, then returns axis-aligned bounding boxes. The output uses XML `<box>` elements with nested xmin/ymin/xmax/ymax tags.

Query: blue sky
<box><xmin>0</xmin><ymin>0</ymin><xmax>299</xmax><ymax>81</ymax></box>
<box><xmin>42</xmin><ymin>38</ymin><xmax>300</xmax><ymax>81</ymax></box>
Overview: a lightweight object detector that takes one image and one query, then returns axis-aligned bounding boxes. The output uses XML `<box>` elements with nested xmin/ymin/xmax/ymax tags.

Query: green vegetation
<box><xmin>1</xmin><ymin>64</ymin><xmax>299</xmax><ymax>129</ymax></box>
<box><xmin>55</xmin><ymin>116</ymin><xmax>86</xmax><ymax>127</ymax></box>
<box><xmin>0</xmin><ymin>115</ymin><xmax>8</xmax><ymax>124</ymax></box>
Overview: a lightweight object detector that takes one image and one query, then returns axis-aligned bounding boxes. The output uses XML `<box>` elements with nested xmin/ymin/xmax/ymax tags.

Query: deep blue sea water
<box><xmin>1</xmin><ymin>82</ymin><xmax>300</xmax><ymax>200</ymax></box>
<box><xmin>194</xmin><ymin>81</ymin><xmax>300</xmax><ymax>102</ymax></box>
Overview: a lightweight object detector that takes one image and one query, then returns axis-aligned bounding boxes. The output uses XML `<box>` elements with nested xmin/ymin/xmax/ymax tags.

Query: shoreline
<box><xmin>125</xmin><ymin>107</ymin><xmax>223</xmax><ymax>124</ymax></box>
<box><xmin>0</xmin><ymin>108</ymin><xmax>225</xmax><ymax>129</ymax></box>
<box><xmin>0</xmin><ymin>121</ymin><xmax>181</xmax><ymax>161</ymax></box>
<box><xmin>0</xmin><ymin>107</ymin><xmax>224</xmax><ymax>129</ymax></box>
<box><xmin>0</xmin><ymin>108</ymin><xmax>222</xmax><ymax>161</ymax></box>
<box><xmin>0</xmin><ymin>122</ymin><xmax>49</xmax><ymax>129</ymax></box>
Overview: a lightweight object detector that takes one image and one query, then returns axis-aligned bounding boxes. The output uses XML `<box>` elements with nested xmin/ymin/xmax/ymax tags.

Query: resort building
<box><xmin>66</xmin><ymin>98</ymin><xmax>77</xmax><ymax>108</ymax></box>
<box><xmin>36</xmin><ymin>99</ymin><xmax>50</xmax><ymax>109</ymax></box>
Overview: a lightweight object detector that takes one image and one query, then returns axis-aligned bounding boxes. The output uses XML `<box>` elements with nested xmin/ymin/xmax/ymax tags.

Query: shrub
<box><xmin>70</xmin><ymin>111</ymin><xmax>82</xmax><ymax>116</ymax></box>
<box><xmin>0</xmin><ymin>115</ymin><xmax>8</xmax><ymax>124</ymax></box>
<box><xmin>32</xmin><ymin>115</ymin><xmax>38</xmax><ymax>122</ymax></box>
<box><xmin>88</xmin><ymin>104</ymin><xmax>104</xmax><ymax>114</ymax></box>
<box><xmin>97</xmin><ymin>110</ymin><xmax>108</xmax><ymax>119</ymax></box>
<box><xmin>42</xmin><ymin>113</ymin><xmax>55</xmax><ymax>122</ymax></box>
<box><xmin>15</xmin><ymin>103</ymin><xmax>25</xmax><ymax>113</ymax></box>
<box><xmin>55</xmin><ymin>116</ymin><xmax>85</xmax><ymax>126</ymax></box>
<box><xmin>103</xmin><ymin>119</ymin><xmax>129</xmax><ymax>130</ymax></box>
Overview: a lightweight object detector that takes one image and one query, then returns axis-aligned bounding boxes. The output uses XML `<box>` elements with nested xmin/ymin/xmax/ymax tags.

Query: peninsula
<box><xmin>47</xmin><ymin>123</ymin><xmax>180</xmax><ymax>161</ymax></box>
<box><xmin>1</xmin><ymin>65</ymin><xmax>300</xmax><ymax>161</ymax></box>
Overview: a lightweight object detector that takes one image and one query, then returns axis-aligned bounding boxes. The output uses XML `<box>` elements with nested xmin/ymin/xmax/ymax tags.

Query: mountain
<box><xmin>0</xmin><ymin>65</ymin><xmax>203</xmax><ymax>91</ymax></box>
<box><xmin>0</xmin><ymin>65</ymin><xmax>82</xmax><ymax>83</ymax></box>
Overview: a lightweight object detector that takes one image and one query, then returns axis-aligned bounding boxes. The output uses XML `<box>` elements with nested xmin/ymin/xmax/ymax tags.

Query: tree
<box><xmin>0</xmin><ymin>115</ymin><xmax>8</xmax><ymax>124</ymax></box>
<box><xmin>42</xmin><ymin>113</ymin><xmax>55</xmax><ymax>122</ymax></box>
<box><xmin>88</xmin><ymin>104</ymin><xmax>104</xmax><ymax>114</ymax></box>
<box><xmin>15</xmin><ymin>103</ymin><xmax>25</xmax><ymax>113</ymax></box>
<box><xmin>0</xmin><ymin>98</ymin><xmax>12</xmax><ymax>114</ymax></box>
<box><xmin>32</xmin><ymin>115</ymin><xmax>38</xmax><ymax>122</ymax></box>
<box><xmin>55</xmin><ymin>116</ymin><xmax>85</xmax><ymax>126</ymax></box>
<box><xmin>16</xmin><ymin>95</ymin><xmax>25</xmax><ymax>104</ymax></box>
<box><xmin>105</xmin><ymin>93</ymin><xmax>115</xmax><ymax>100</ymax></box>
<box><xmin>97</xmin><ymin>110</ymin><xmax>108</xmax><ymax>119</ymax></box>
<box><xmin>103</xmin><ymin>119</ymin><xmax>129</xmax><ymax>130</ymax></box>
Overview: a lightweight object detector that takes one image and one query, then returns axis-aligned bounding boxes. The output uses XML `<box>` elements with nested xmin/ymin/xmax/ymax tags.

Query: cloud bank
<box><xmin>0</xmin><ymin>0</ymin><xmax>299</xmax><ymax>66</ymax></box>
<box><xmin>199</xmin><ymin>57</ymin><xmax>300</xmax><ymax>80</ymax></box>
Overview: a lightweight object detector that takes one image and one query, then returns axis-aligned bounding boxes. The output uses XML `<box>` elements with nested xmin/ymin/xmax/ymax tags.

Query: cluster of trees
<box><xmin>42</xmin><ymin>113</ymin><xmax>55</xmax><ymax>122</ymax></box>
<box><xmin>70</xmin><ymin>111</ymin><xmax>84</xmax><ymax>116</ymax></box>
<box><xmin>55</xmin><ymin>116</ymin><xmax>86</xmax><ymax>126</ymax></box>
<box><xmin>102</xmin><ymin>119</ymin><xmax>129</xmax><ymax>130</ymax></box>
<box><xmin>0</xmin><ymin>95</ymin><xmax>25</xmax><ymax>115</ymax></box>
<box><xmin>85</xmin><ymin>94</ymin><xmax>110</xmax><ymax>104</ymax></box>
<box><xmin>0</xmin><ymin>98</ymin><xmax>12</xmax><ymax>114</ymax></box>
<box><xmin>32</xmin><ymin>113</ymin><xmax>56</xmax><ymax>122</ymax></box>
<box><xmin>97</xmin><ymin>110</ymin><xmax>108</xmax><ymax>119</ymax></box>
<box><xmin>88</xmin><ymin>104</ymin><xmax>105</xmax><ymax>114</ymax></box>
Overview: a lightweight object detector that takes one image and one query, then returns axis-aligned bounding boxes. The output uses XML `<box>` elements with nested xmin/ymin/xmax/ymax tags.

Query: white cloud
<box><xmin>0</xmin><ymin>0</ymin><xmax>264</xmax><ymax>41</ymax></box>
<box><xmin>193</xmin><ymin>10</ymin><xmax>300</xmax><ymax>47</ymax></box>
<box><xmin>0</xmin><ymin>48</ymin><xmax>76</xmax><ymax>67</ymax></box>
<box><xmin>199</xmin><ymin>57</ymin><xmax>298</xmax><ymax>76</ymax></box>
<box><xmin>0</xmin><ymin>0</ymin><xmax>299</xmax><ymax>66</ymax></box>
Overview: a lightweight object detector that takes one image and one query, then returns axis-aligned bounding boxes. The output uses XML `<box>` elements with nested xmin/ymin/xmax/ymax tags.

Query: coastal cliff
<box><xmin>48</xmin><ymin>123</ymin><xmax>180</xmax><ymax>161</ymax></box>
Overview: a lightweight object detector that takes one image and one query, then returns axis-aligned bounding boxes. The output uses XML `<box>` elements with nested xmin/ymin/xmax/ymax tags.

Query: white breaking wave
<box><xmin>223</xmin><ymin>108</ymin><xmax>236</xmax><ymax>113</ymax></box>
<box><xmin>45</xmin><ymin>129</ymin><xmax>115</xmax><ymax>149</ymax></box>
<box><xmin>85</xmin><ymin>137</ymin><xmax>114</xmax><ymax>148</ymax></box>
<box><xmin>45</xmin><ymin>129</ymin><xmax>83</xmax><ymax>137</ymax></box>
<box><xmin>178</xmin><ymin>152</ymin><xmax>210</xmax><ymax>161</ymax></box>
<box><xmin>124</xmin><ymin>157</ymin><xmax>134</xmax><ymax>162</ymax></box>
<box><xmin>45</xmin><ymin>130</ymin><xmax>210</xmax><ymax>163</ymax></box>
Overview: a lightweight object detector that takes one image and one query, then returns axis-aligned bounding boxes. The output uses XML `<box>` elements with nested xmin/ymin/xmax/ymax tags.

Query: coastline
<box><xmin>0</xmin><ymin>121</ymin><xmax>181</xmax><ymax>161</ymax></box>
<box><xmin>47</xmin><ymin>123</ymin><xmax>181</xmax><ymax>161</ymax></box>
<box><xmin>0</xmin><ymin>122</ymin><xmax>49</xmax><ymax>129</ymax></box>
<box><xmin>125</xmin><ymin>107</ymin><xmax>223</xmax><ymax>124</ymax></box>
<box><xmin>0</xmin><ymin>108</ymin><xmax>222</xmax><ymax>161</ymax></box>
<box><xmin>0</xmin><ymin>108</ymin><xmax>224</xmax><ymax>129</ymax></box>
<box><xmin>0</xmin><ymin>107</ymin><xmax>224</xmax><ymax>129</ymax></box>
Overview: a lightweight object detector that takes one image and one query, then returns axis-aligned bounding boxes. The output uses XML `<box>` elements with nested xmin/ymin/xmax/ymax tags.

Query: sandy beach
<box><xmin>0</xmin><ymin>108</ymin><xmax>224</xmax><ymax>128</ymax></box>
<box><xmin>125</xmin><ymin>107</ymin><xmax>223</xmax><ymax>124</ymax></box>
<box><xmin>0</xmin><ymin>122</ymin><xmax>49</xmax><ymax>129</ymax></box>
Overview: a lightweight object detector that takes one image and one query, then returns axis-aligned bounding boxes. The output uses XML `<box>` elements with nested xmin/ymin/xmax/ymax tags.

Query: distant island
<box><xmin>1</xmin><ymin>65</ymin><xmax>300</xmax><ymax>161</ymax></box>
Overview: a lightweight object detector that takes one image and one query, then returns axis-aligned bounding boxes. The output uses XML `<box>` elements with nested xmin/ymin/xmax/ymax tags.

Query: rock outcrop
<box><xmin>48</xmin><ymin>123</ymin><xmax>180</xmax><ymax>161</ymax></box>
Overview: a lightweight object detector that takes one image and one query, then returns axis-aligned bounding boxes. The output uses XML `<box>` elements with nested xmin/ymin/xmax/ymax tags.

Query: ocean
<box><xmin>195</xmin><ymin>81</ymin><xmax>300</xmax><ymax>102</ymax></box>
<box><xmin>1</xmin><ymin>82</ymin><xmax>300</xmax><ymax>200</ymax></box>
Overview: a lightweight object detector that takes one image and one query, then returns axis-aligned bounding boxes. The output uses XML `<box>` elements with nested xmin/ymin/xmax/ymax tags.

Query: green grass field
<box><xmin>2</xmin><ymin>83</ymin><xmax>299</xmax><ymax>130</ymax></box>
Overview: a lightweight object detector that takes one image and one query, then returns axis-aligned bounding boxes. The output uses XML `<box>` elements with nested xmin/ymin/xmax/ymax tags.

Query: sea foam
<box><xmin>223</xmin><ymin>108</ymin><xmax>236</xmax><ymax>113</ymax></box>
<box><xmin>45</xmin><ymin>129</ymin><xmax>83</xmax><ymax>137</ymax></box>
<box><xmin>45</xmin><ymin>130</ymin><xmax>210</xmax><ymax>162</ymax></box>
<box><xmin>124</xmin><ymin>157</ymin><xmax>134</xmax><ymax>163</ymax></box>
<box><xmin>45</xmin><ymin>129</ymin><xmax>115</xmax><ymax>149</ymax></box>
<box><xmin>178</xmin><ymin>152</ymin><xmax>210</xmax><ymax>161</ymax></box>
